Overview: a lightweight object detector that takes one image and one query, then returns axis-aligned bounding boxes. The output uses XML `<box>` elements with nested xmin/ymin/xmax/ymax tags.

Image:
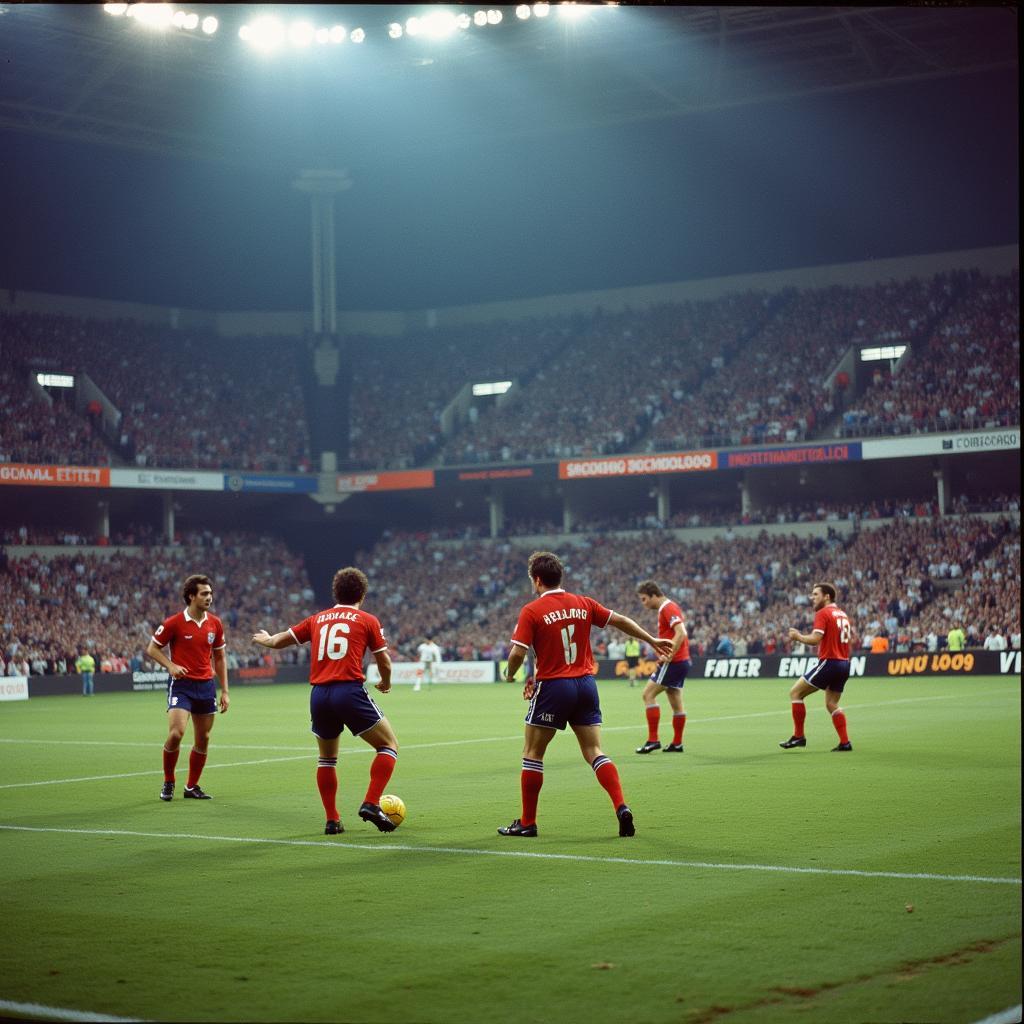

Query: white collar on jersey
<box><xmin>184</xmin><ymin>609</ymin><xmax>208</xmax><ymax>626</ymax></box>
<box><xmin>334</xmin><ymin>604</ymin><xmax>359</xmax><ymax>609</ymax></box>
<box><xmin>540</xmin><ymin>588</ymin><xmax>566</xmax><ymax>595</ymax></box>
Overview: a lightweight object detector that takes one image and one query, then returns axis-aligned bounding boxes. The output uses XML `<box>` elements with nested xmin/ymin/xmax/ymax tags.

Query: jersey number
<box><xmin>561</xmin><ymin>625</ymin><xmax>577</xmax><ymax>665</ymax></box>
<box><xmin>837</xmin><ymin>615</ymin><xmax>851</xmax><ymax>644</ymax></box>
<box><xmin>317</xmin><ymin>622</ymin><xmax>351</xmax><ymax>662</ymax></box>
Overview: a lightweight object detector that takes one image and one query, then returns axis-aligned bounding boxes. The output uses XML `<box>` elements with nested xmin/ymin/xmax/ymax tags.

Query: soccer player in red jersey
<box><xmin>780</xmin><ymin>581</ymin><xmax>856</xmax><ymax>752</ymax></box>
<box><xmin>499</xmin><ymin>551</ymin><xmax>674</xmax><ymax>838</ymax></box>
<box><xmin>634</xmin><ymin>580</ymin><xmax>692</xmax><ymax>754</ymax></box>
<box><xmin>252</xmin><ymin>566</ymin><xmax>399</xmax><ymax>835</ymax></box>
<box><xmin>146</xmin><ymin>574</ymin><xmax>229</xmax><ymax>802</ymax></box>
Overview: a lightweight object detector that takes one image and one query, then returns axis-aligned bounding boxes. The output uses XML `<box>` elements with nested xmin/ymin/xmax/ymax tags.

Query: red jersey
<box><xmin>813</xmin><ymin>604</ymin><xmax>852</xmax><ymax>659</ymax></box>
<box><xmin>657</xmin><ymin>599</ymin><xmax>690</xmax><ymax>662</ymax></box>
<box><xmin>289</xmin><ymin>605</ymin><xmax>387</xmax><ymax>685</ymax></box>
<box><xmin>151</xmin><ymin>610</ymin><xmax>226</xmax><ymax>681</ymax></box>
<box><xmin>511</xmin><ymin>589</ymin><xmax>612</xmax><ymax>680</ymax></box>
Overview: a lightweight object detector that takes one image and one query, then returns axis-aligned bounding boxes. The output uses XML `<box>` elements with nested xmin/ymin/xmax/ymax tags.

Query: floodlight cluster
<box><xmin>103</xmin><ymin>3</ymin><xmax>218</xmax><ymax>34</ymax></box>
<box><xmin>103</xmin><ymin>4</ymin><xmax>607</xmax><ymax>51</ymax></box>
<box><xmin>238</xmin><ymin>15</ymin><xmax>364</xmax><ymax>51</ymax></box>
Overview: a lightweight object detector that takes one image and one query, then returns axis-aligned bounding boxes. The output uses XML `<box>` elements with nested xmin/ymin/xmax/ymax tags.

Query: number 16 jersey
<box><xmin>511</xmin><ymin>588</ymin><xmax>613</xmax><ymax>680</ymax></box>
<box><xmin>289</xmin><ymin>604</ymin><xmax>388</xmax><ymax>684</ymax></box>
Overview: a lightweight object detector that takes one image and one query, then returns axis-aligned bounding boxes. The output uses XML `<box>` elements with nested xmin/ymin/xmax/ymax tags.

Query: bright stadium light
<box><xmin>533</xmin><ymin>2</ymin><xmax>550</xmax><ymax>16</ymax></box>
<box><xmin>860</xmin><ymin>346</ymin><xmax>907</xmax><ymax>362</ymax></box>
<box><xmin>455</xmin><ymin>12</ymin><xmax>471</xmax><ymax>28</ymax></box>
<box><xmin>182</xmin><ymin>11</ymin><xmax>198</xmax><ymax>29</ymax></box>
<box><xmin>130</xmin><ymin>4</ymin><xmax>174</xmax><ymax>29</ymax></box>
<box><xmin>200</xmin><ymin>15</ymin><xmax>217</xmax><ymax>34</ymax></box>
<box><xmin>422</xmin><ymin>9</ymin><xmax>457</xmax><ymax>38</ymax></box>
<box><xmin>315</xmin><ymin>27</ymin><xmax>330</xmax><ymax>43</ymax></box>
<box><xmin>247</xmin><ymin>14</ymin><xmax>286</xmax><ymax>51</ymax></box>
<box><xmin>36</xmin><ymin>373</ymin><xmax>75</xmax><ymax>389</ymax></box>
<box><xmin>516</xmin><ymin>4</ymin><xmax>531</xmax><ymax>18</ymax></box>
<box><xmin>487</xmin><ymin>9</ymin><xmax>502</xmax><ymax>24</ymax></box>
<box><xmin>350</xmin><ymin>27</ymin><xmax>365</xmax><ymax>42</ymax></box>
<box><xmin>289</xmin><ymin>20</ymin><xmax>314</xmax><ymax>46</ymax></box>
<box><xmin>238</xmin><ymin>23</ymin><xmax>251</xmax><ymax>40</ymax></box>
<box><xmin>104</xmin><ymin>3</ymin><xmax>128</xmax><ymax>14</ymax></box>
<box><xmin>388</xmin><ymin>21</ymin><xmax>403</xmax><ymax>38</ymax></box>
<box><xmin>329</xmin><ymin>24</ymin><xmax>347</xmax><ymax>42</ymax></box>
<box><xmin>472</xmin><ymin>381</ymin><xmax>513</xmax><ymax>396</ymax></box>
<box><xmin>473</xmin><ymin>10</ymin><xmax>487</xmax><ymax>26</ymax></box>
<box><xmin>557</xmin><ymin>2</ymin><xmax>589</xmax><ymax>18</ymax></box>
<box><xmin>171</xmin><ymin>8</ymin><xmax>187</xmax><ymax>27</ymax></box>
<box><xmin>405</xmin><ymin>16</ymin><xmax>421</xmax><ymax>36</ymax></box>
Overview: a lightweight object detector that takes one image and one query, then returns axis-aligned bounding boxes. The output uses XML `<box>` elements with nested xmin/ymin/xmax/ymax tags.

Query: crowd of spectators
<box><xmin>1</xmin><ymin>311</ymin><xmax>312</xmax><ymax>472</ymax></box>
<box><xmin>0</xmin><ymin>368</ymin><xmax>111</xmax><ymax>467</ymax></box>
<box><xmin>839</xmin><ymin>272</ymin><xmax>1020</xmax><ymax>438</ymax></box>
<box><xmin>0</xmin><ymin>531</ymin><xmax>315</xmax><ymax>676</ymax></box>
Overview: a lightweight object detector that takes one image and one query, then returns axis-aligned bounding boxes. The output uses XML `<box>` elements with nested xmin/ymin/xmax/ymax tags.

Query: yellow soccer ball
<box><xmin>380</xmin><ymin>793</ymin><xmax>406</xmax><ymax>828</ymax></box>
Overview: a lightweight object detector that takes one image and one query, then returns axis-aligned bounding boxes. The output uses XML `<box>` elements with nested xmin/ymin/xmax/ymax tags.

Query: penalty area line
<box><xmin>0</xmin><ymin>824</ymin><xmax>1019</xmax><ymax>886</ymax></box>
<box><xmin>0</xmin><ymin>998</ymin><xmax>144</xmax><ymax>1022</ymax></box>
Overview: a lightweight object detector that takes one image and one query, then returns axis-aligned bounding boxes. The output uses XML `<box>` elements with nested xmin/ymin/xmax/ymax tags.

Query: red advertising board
<box><xmin>336</xmin><ymin>469</ymin><xmax>435</xmax><ymax>493</ymax></box>
<box><xmin>559</xmin><ymin>451</ymin><xmax>717</xmax><ymax>480</ymax></box>
<box><xmin>0</xmin><ymin>463</ymin><xmax>110</xmax><ymax>487</ymax></box>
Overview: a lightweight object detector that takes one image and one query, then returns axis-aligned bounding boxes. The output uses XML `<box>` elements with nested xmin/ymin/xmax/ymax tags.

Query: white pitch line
<box><xmin>0</xmin><ymin>823</ymin><xmax>1019</xmax><ymax>886</ymax></box>
<box><xmin>0</xmin><ymin>998</ymin><xmax>143</xmax><ymax>1022</ymax></box>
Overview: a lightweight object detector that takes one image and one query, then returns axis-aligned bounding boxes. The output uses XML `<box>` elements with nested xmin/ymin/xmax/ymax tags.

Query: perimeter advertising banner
<box><xmin>366</xmin><ymin>661</ymin><xmax>496</xmax><ymax>685</ymax></box>
<box><xmin>595</xmin><ymin>649</ymin><xmax>1020</xmax><ymax>681</ymax></box>
<box><xmin>336</xmin><ymin>469</ymin><xmax>436</xmax><ymax>493</ymax></box>
<box><xmin>109</xmin><ymin>468</ymin><xmax>224</xmax><ymax>491</ymax></box>
<box><xmin>861</xmin><ymin>428</ymin><xmax>1020</xmax><ymax>460</ymax></box>
<box><xmin>559</xmin><ymin>450</ymin><xmax>718</xmax><ymax>480</ymax></box>
<box><xmin>0</xmin><ymin>463</ymin><xmax>109</xmax><ymax>487</ymax></box>
<box><xmin>719</xmin><ymin>442</ymin><xmax>861</xmax><ymax>471</ymax></box>
<box><xmin>436</xmin><ymin>464</ymin><xmax>558</xmax><ymax>485</ymax></box>
<box><xmin>0</xmin><ymin>676</ymin><xmax>29</xmax><ymax>701</ymax></box>
<box><xmin>225</xmin><ymin>473</ymin><xmax>319</xmax><ymax>494</ymax></box>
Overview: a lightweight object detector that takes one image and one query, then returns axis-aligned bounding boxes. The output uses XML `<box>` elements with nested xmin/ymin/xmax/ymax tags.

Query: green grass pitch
<box><xmin>1</xmin><ymin>676</ymin><xmax>1020</xmax><ymax>1024</ymax></box>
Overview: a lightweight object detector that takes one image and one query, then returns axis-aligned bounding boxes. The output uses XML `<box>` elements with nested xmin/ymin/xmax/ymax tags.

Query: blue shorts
<box><xmin>649</xmin><ymin>659</ymin><xmax>691</xmax><ymax>689</ymax></box>
<box><xmin>310</xmin><ymin>682</ymin><xmax>384</xmax><ymax>740</ymax></box>
<box><xmin>804</xmin><ymin>659</ymin><xmax>851</xmax><ymax>694</ymax></box>
<box><xmin>525</xmin><ymin>675</ymin><xmax>602</xmax><ymax>731</ymax></box>
<box><xmin>167</xmin><ymin>678</ymin><xmax>217</xmax><ymax>715</ymax></box>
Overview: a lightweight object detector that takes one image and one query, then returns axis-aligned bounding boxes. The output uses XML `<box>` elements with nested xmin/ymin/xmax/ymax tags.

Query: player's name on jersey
<box><xmin>315</xmin><ymin>609</ymin><xmax>362</xmax><ymax>623</ymax></box>
<box><xmin>541</xmin><ymin>607</ymin><xmax>591</xmax><ymax>626</ymax></box>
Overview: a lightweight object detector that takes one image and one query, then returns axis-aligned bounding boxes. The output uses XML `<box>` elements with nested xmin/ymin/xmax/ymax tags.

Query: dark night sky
<box><xmin>0</xmin><ymin>10</ymin><xmax>1018</xmax><ymax>313</ymax></box>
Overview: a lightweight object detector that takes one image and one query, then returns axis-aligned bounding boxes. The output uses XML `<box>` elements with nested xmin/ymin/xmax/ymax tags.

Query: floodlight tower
<box><xmin>292</xmin><ymin>169</ymin><xmax>351</xmax><ymax>334</ymax></box>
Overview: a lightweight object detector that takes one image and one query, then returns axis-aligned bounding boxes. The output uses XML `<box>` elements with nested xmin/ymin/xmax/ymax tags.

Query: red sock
<box><xmin>162</xmin><ymin>746</ymin><xmax>179</xmax><ymax>782</ymax></box>
<box><xmin>832</xmin><ymin>709</ymin><xmax>849</xmax><ymax>744</ymax></box>
<box><xmin>792</xmin><ymin>701</ymin><xmax>807</xmax><ymax>738</ymax></box>
<box><xmin>592</xmin><ymin>755</ymin><xmax>625</xmax><ymax>809</ymax></box>
<box><xmin>186</xmin><ymin>748</ymin><xmax>207</xmax><ymax>788</ymax></box>
<box><xmin>316</xmin><ymin>758</ymin><xmax>339</xmax><ymax>820</ymax></box>
<box><xmin>364</xmin><ymin>747</ymin><xmax>397</xmax><ymax>805</ymax></box>
<box><xmin>645</xmin><ymin>705</ymin><xmax>661</xmax><ymax>743</ymax></box>
<box><xmin>672</xmin><ymin>713</ymin><xmax>687</xmax><ymax>745</ymax></box>
<box><xmin>521</xmin><ymin>758</ymin><xmax>544</xmax><ymax>826</ymax></box>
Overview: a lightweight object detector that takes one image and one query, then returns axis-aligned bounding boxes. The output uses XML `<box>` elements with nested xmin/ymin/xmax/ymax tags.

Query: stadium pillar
<box><xmin>562</xmin><ymin>494</ymin><xmax>573</xmax><ymax>534</ymax></box>
<box><xmin>656</xmin><ymin>478</ymin><xmax>670</xmax><ymax>522</ymax></box>
<box><xmin>162</xmin><ymin>493</ymin><xmax>175</xmax><ymax>544</ymax></box>
<box><xmin>488</xmin><ymin>491</ymin><xmax>504</xmax><ymax>538</ymax></box>
<box><xmin>292</xmin><ymin>170</ymin><xmax>351</xmax><ymax>335</ymax></box>
<box><xmin>934</xmin><ymin>465</ymin><xmax>950</xmax><ymax>515</ymax></box>
<box><xmin>740</xmin><ymin>476</ymin><xmax>752</xmax><ymax>516</ymax></box>
<box><xmin>96</xmin><ymin>501</ymin><xmax>110</xmax><ymax>543</ymax></box>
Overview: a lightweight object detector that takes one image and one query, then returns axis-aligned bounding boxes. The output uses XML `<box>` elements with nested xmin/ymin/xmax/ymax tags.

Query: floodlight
<box><xmin>315</xmin><ymin>27</ymin><xmax>329</xmax><ymax>43</ymax></box>
<box><xmin>248</xmin><ymin>14</ymin><xmax>286</xmax><ymax>50</ymax></box>
<box><xmin>533</xmin><ymin>2</ymin><xmax>550</xmax><ymax>16</ymax></box>
<box><xmin>183</xmin><ymin>11</ymin><xmax>198</xmax><ymax>29</ymax></box>
<box><xmin>329</xmin><ymin>25</ymin><xmax>346</xmax><ymax>42</ymax></box>
<box><xmin>171</xmin><ymin>8</ymin><xmax>187</xmax><ymax>26</ymax></box>
<box><xmin>131</xmin><ymin>4</ymin><xmax>174</xmax><ymax>29</ymax></box>
<box><xmin>104</xmin><ymin>3</ymin><xmax>128</xmax><ymax>14</ymax></box>
<box><xmin>388</xmin><ymin>22</ymin><xmax>403</xmax><ymax>38</ymax></box>
<box><xmin>405</xmin><ymin>16</ymin><xmax>421</xmax><ymax>36</ymax></box>
<box><xmin>201</xmin><ymin>15</ymin><xmax>217</xmax><ymax>34</ymax></box>
<box><xmin>456</xmin><ymin>12</ymin><xmax>471</xmax><ymax>28</ymax></box>
<box><xmin>557</xmin><ymin>2</ymin><xmax>588</xmax><ymax>18</ymax></box>
<box><xmin>473</xmin><ymin>10</ymin><xmax>487</xmax><ymax>26</ymax></box>
<box><xmin>238</xmin><ymin>24</ymin><xmax>251</xmax><ymax>40</ymax></box>
<box><xmin>422</xmin><ymin>9</ymin><xmax>457</xmax><ymax>38</ymax></box>
<box><xmin>289</xmin><ymin>21</ymin><xmax>314</xmax><ymax>46</ymax></box>
<box><xmin>487</xmin><ymin>9</ymin><xmax>502</xmax><ymax>24</ymax></box>
<box><xmin>350</xmin><ymin>27</ymin><xmax>365</xmax><ymax>42</ymax></box>
<box><xmin>516</xmin><ymin>4</ymin><xmax>531</xmax><ymax>18</ymax></box>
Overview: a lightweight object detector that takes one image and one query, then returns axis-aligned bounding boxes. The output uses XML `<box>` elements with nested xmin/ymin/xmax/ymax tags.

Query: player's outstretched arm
<box><xmin>607</xmin><ymin>612</ymin><xmax>674</xmax><ymax>660</ymax></box>
<box><xmin>252</xmin><ymin>629</ymin><xmax>297</xmax><ymax>650</ymax></box>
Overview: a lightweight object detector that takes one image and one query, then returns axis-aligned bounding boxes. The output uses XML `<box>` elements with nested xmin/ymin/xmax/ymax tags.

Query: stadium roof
<box><xmin>1</xmin><ymin>4</ymin><xmax>1016</xmax><ymax>167</ymax></box>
